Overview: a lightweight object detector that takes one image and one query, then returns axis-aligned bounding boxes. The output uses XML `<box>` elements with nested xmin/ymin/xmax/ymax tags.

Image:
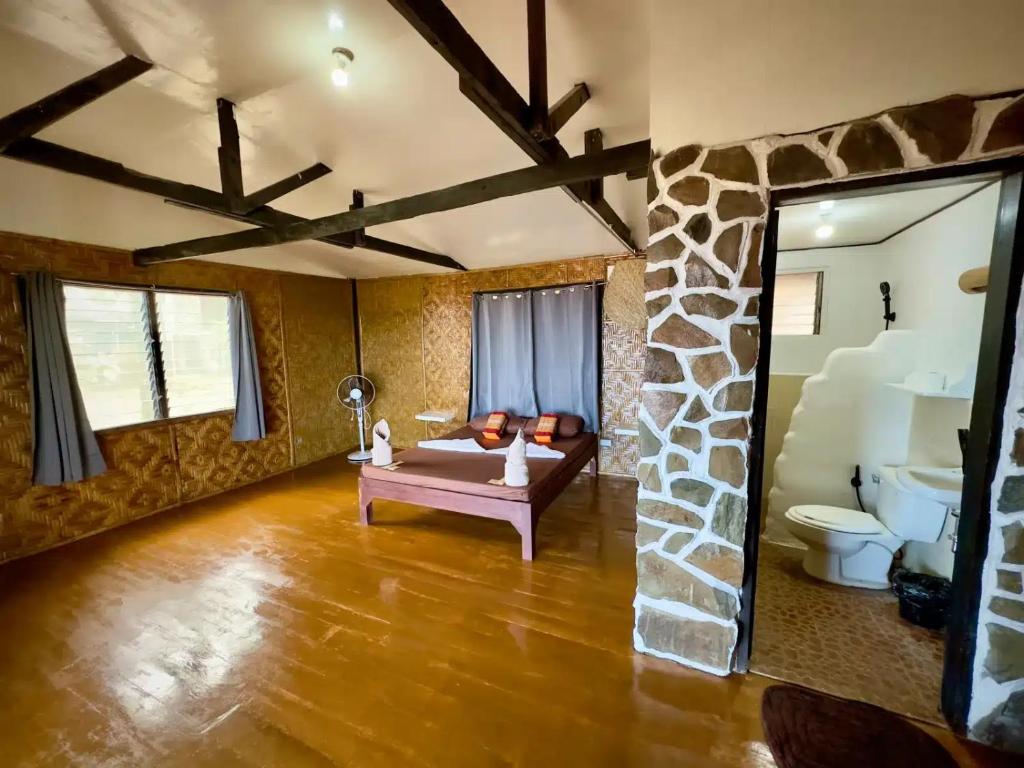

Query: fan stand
<box><xmin>347</xmin><ymin>404</ymin><xmax>372</xmax><ymax>463</ymax></box>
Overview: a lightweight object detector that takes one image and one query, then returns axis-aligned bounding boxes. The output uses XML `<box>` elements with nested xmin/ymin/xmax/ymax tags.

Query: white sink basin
<box><xmin>895</xmin><ymin>466</ymin><xmax>963</xmax><ymax>507</ymax></box>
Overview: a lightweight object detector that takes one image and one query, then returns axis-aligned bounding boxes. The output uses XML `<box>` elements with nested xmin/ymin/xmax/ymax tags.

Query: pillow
<box><xmin>469</xmin><ymin>414</ymin><xmax>525</xmax><ymax>432</ymax></box>
<box><xmin>481</xmin><ymin>411</ymin><xmax>509</xmax><ymax>440</ymax></box>
<box><xmin>524</xmin><ymin>414</ymin><xmax>584</xmax><ymax>438</ymax></box>
<box><xmin>534</xmin><ymin>413</ymin><xmax>559</xmax><ymax>444</ymax></box>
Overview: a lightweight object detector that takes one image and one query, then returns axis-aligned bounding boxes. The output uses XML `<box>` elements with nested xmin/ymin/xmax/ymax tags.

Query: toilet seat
<box><xmin>787</xmin><ymin>504</ymin><xmax>889</xmax><ymax>535</ymax></box>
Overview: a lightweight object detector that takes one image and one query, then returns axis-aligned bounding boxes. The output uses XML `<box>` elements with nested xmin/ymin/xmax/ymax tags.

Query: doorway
<box><xmin>740</xmin><ymin>161</ymin><xmax>1024</xmax><ymax>732</ymax></box>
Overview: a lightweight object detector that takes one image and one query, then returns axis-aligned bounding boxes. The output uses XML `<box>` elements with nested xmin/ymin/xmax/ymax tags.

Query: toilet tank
<box><xmin>876</xmin><ymin>467</ymin><xmax>949</xmax><ymax>543</ymax></box>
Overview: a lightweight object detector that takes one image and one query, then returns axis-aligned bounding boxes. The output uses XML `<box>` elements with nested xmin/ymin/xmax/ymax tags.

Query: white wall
<box><xmin>771</xmin><ymin>247</ymin><xmax>890</xmax><ymax>375</ymax></box>
<box><xmin>770</xmin><ymin>183</ymin><xmax>1000</xmax><ymax>379</ymax></box>
<box><xmin>650</xmin><ymin>0</ymin><xmax>1024</xmax><ymax>151</ymax></box>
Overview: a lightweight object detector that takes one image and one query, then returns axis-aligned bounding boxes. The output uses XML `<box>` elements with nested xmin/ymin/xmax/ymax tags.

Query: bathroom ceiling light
<box><xmin>331</xmin><ymin>47</ymin><xmax>354</xmax><ymax>88</ymax></box>
<box><xmin>328</xmin><ymin>12</ymin><xmax>345</xmax><ymax>31</ymax></box>
<box><xmin>815</xmin><ymin>224</ymin><xmax>835</xmax><ymax>239</ymax></box>
<box><xmin>819</xmin><ymin>200</ymin><xmax>835</xmax><ymax>212</ymax></box>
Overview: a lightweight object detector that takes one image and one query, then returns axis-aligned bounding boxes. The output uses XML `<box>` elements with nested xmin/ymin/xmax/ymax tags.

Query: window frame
<box><xmin>770</xmin><ymin>267</ymin><xmax>824</xmax><ymax>336</ymax></box>
<box><xmin>61</xmin><ymin>279</ymin><xmax>235</xmax><ymax>434</ymax></box>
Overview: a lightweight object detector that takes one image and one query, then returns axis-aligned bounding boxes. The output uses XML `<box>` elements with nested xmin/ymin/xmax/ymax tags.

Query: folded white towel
<box><xmin>371</xmin><ymin>419</ymin><xmax>393</xmax><ymax>466</ymax></box>
<box><xmin>504</xmin><ymin>430</ymin><xmax>529</xmax><ymax>486</ymax></box>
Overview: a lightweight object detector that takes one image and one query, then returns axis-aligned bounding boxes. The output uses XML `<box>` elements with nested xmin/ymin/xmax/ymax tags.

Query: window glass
<box><xmin>62</xmin><ymin>285</ymin><xmax>158</xmax><ymax>429</ymax></box>
<box><xmin>772</xmin><ymin>271</ymin><xmax>823</xmax><ymax>336</ymax></box>
<box><xmin>154</xmin><ymin>292</ymin><xmax>234</xmax><ymax>418</ymax></box>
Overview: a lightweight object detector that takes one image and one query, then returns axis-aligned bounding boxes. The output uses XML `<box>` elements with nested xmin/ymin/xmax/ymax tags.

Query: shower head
<box><xmin>880</xmin><ymin>281</ymin><xmax>891</xmax><ymax>297</ymax></box>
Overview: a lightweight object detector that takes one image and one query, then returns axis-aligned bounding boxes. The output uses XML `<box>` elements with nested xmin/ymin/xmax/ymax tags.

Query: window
<box><xmin>63</xmin><ymin>283</ymin><xmax>234</xmax><ymax>430</ymax></box>
<box><xmin>772</xmin><ymin>271</ymin><xmax>823</xmax><ymax>336</ymax></box>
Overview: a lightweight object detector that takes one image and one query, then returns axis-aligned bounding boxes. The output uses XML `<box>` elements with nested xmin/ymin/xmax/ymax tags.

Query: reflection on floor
<box><xmin>0</xmin><ymin>460</ymin><xmax>1007</xmax><ymax>766</ymax></box>
<box><xmin>752</xmin><ymin>542</ymin><xmax>946</xmax><ymax>725</ymax></box>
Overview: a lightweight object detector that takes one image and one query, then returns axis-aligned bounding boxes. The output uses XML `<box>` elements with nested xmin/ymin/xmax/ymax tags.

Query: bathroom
<box><xmin>749</xmin><ymin>176</ymin><xmax>1002</xmax><ymax>724</ymax></box>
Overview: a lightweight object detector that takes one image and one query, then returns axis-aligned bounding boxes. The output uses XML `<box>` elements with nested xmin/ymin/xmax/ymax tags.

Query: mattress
<box><xmin>360</xmin><ymin>425</ymin><xmax>596</xmax><ymax>502</ymax></box>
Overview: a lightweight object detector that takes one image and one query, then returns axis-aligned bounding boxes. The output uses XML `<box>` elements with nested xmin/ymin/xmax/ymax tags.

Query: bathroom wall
<box><xmin>761</xmin><ymin>373</ymin><xmax>807</xmax><ymax>527</ymax></box>
<box><xmin>771</xmin><ymin>248</ymin><xmax>890</xmax><ymax>375</ymax></box>
<box><xmin>770</xmin><ymin>182</ymin><xmax>999</xmax><ymax>379</ymax></box>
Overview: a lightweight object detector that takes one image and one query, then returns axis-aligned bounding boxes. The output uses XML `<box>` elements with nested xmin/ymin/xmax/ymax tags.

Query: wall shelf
<box><xmin>885</xmin><ymin>383</ymin><xmax>972</xmax><ymax>400</ymax></box>
<box><xmin>415</xmin><ymin>411</ymin><xmax>455</xmax><ymax>423</ymax></box>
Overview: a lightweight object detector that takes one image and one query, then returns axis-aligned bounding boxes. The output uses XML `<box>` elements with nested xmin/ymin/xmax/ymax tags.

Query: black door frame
<box><xmin>736</xmin><ymin>156</ymin><xmax>1024</xmax><ymax>734</ymax></box>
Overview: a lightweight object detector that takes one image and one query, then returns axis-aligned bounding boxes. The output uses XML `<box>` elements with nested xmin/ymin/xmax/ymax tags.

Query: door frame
<box><xmin>736</xmin><ymin>155</ymin><xmax>1024</xmax><ymax>734</ymax></box>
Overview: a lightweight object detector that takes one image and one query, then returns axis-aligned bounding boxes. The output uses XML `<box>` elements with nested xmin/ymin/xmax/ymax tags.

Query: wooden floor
<box><xmin>0</xmin><ymin>458</ymin><xmax>1014</xmax><ymax>767</ymax></box>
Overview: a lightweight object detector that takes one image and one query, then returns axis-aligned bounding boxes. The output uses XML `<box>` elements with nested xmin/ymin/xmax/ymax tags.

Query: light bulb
<box><xmin>818</xmin><ymin>200</ymin><xmax>835</xmax><ymax>212</ymax></box>
<box><xmin>328</xmin><ymin>12</ymin><xmax>344</xmax><ymax>31</ymax></box>
<box><xmin>815</xmin><ymin>224</ymin><xmax>834</xmax><ymax>239</ymax></box>
<box><xmin>331</xmin><ymin>67</ymin><xmax>349</xmax><ymax>87</ymax></box>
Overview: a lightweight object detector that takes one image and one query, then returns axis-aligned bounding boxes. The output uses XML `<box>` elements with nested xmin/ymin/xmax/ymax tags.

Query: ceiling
<box><xmin>0</xmin><ymin>0</ymin><xmax>650</xmax><ymax>278</ymax></box>
<box><xmin>777</xmin><ymin>180</ymin><xmax>993</xmax><ymax>251</ymax></box>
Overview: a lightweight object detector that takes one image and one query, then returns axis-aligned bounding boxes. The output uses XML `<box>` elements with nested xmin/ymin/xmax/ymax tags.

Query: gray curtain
<box><xmin>470</xmin><ymin>284</ymin><xmax>600</xmax><ymax>432</ymax></box>
<box><xmin>533</xmin><ymin>286</ymin><xmax>599</xmax><ymax>432</ymax></box>
<box><xmin>470</xmin><ymin>291</ymin><xmax>539</xmax><ymax>420</ymax></box>
<box><xmin>229</xmin><ymin>291</ymin><xmax>266</xmax><ymax>441</ymax></box>
<box><xmin>22</xmin><ymin>272</ymin><xmax>106</xmax><ymax>485</ymax></box>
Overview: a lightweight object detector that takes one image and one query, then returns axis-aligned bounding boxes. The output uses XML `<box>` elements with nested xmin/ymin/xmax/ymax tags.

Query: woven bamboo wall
<box><xmin>356</xmin><ymin>255</ymin><xmax>645</xmax><ymax>475</ymax></box>
<box><xmin>280</xmin><ymin>273</ymin><xmax>360</xmax><ymax>466</ymax></box>
<box><xmin>0</xmin><ymin>232</ymin><xmax>356</xmax><ymax>563</ymax></box>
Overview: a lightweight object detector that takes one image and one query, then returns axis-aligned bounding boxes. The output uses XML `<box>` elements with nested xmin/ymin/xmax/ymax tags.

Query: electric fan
<box><xmin>337</xmin><ymin>374</ymin><xmax>376</xmax><ymax>463</ymax></box>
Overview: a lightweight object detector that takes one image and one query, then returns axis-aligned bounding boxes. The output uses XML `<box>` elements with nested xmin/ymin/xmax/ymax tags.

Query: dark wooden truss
<box><xmin>0</xmin><ymin>56</ymin><xmax>461</xmax><ymax>271</ymax></box>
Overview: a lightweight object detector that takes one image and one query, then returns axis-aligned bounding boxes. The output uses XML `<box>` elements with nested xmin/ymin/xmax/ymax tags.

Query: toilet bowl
<box><xmin>783</xmin><ymin>466</ymin><xmax>960</xmax><ymax>589</ymax></box>
<box><xmin>784</xmin><ymin>505</ymin><xmax>903</xmax><ymax>589</ymax></box>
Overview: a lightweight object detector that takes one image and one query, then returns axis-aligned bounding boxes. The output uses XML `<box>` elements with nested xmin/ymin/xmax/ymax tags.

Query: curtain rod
<box><xmin>59</xmin><ymin>277</ymin><xmax>233</xmax><ymax>298</ymax></box>
<box><xmin>472</xmin><ymin>279</ymin><xmax>605</xmax><ymax>298</ymax></box>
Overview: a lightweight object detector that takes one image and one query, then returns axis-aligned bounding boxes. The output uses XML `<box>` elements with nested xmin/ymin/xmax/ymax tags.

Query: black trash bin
<box><xmin>892</xmin><ymin>569</ymin><xmax>952</xmax><ymax>630</ymax></box>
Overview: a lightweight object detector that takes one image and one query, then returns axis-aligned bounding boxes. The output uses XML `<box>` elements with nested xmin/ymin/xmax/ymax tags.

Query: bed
<box><xmin>358</xmin><ymin>425</ymin><xmax>598</xmax><ymax>560</ymax></box>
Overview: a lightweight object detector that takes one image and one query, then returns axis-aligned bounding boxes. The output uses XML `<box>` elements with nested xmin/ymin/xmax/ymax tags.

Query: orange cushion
<box><xmin>534</xmin><ymin>413</ymin><xmax>559</xmax><ymax>444</ymax></box>
<box><xmin>481</xmin><ymin>411</ymin><xmax>509</xmax><ymax>440</ymax></box>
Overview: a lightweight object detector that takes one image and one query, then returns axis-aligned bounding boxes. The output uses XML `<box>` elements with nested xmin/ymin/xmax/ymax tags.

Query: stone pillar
<box><xmin>635</xmin><ymin>90</ymin><xmax>1024</xmax><ymax>676</ymax></box>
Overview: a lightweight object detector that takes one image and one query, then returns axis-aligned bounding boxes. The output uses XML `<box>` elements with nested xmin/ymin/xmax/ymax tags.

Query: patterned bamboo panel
<box><xmin>0</xmin><ymin>232</ymin><xmax>348</xmax><ymax>563</ymax></box>
<box><xmin>280</xmin><ymin>274</ymin><xmax>359</xmax><ymax>466</ymax></box>
<box><xmin>357</xmin><ymin>277</ymin><xmax>426</xmax><ymax>448</ymax></box>
<box><xmin>505</xmin><ymin>261</ymin><xmax>568</xmax><ymax>289</ymax></box>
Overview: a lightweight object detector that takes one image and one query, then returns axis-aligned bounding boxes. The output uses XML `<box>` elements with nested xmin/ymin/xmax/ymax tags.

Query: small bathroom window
<box><xmin>772</xmin><ymin>270</ymin><xmax>823</xmax><ymax>335</ymax></box>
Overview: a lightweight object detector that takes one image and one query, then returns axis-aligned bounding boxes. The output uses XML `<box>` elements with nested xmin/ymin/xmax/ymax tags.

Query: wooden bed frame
<box><xmin>358</xmin><ymin>446</ymin><xmax>598</xmax><ymax>560</ymax></box>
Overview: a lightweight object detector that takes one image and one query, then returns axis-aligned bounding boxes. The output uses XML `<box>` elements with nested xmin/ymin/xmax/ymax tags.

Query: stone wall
<box><xmin>969</xmin><ymin>288</ymin><xmax>1024</xmax><ymax>751</ymax></box>
<box><xmin>636</xmin><ymin>90</ymin><xmax>1024</xmax><ymax>674</ymax></box>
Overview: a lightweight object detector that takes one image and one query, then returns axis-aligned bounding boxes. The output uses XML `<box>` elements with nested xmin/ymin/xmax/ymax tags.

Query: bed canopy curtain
<box><xmin>21</xmin><ymin>272</ymin><xmax>106</xmax><ymax>485</ymax></box>
<box><xmin>229</xmin><ymin>291</ymin><xmax>266</xmax><ymax>442</ymax></box>
<box><xmin>470</xmin><ymin>283</ymin><xmax>599</xmax><ymax>432</ymax></box>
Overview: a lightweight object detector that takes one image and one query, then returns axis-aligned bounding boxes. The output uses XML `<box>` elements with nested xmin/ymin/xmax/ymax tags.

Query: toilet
<box><xmin>784</xmin><ymin>466</ymin><xmax>958</xmax><ymax>589</ymax></box>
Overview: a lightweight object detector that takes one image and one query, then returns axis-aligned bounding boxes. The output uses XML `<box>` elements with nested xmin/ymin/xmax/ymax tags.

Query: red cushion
<box><xmin>469</xmin><ymin>414</ymin><xmax>526</xmax><ymax>432</ymax></box>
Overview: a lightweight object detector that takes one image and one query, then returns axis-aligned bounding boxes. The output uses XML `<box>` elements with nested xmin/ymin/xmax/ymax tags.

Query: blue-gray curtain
<box><xmin>470</xmin><ymin>284</ymin><xmax>600</xmax><ymax>432</ymax></box>
<box><xmin>22</xmin><ymin>272</ymin><xmax>106</xmax><ymax>485</ymax></box>
<box><xmin>470</xmin><ymin>291</ymin><xmax>539</xmax><ymax>419</ymax></box>
<box><xmin>229</xmin><ymin>291</ymin><xmax>266</xmax><ymax>441</ymax></box>
<box><xmin>532</xmin><ymin>286</ymin><xmax>599</xmax><ymax>432</ymax></box>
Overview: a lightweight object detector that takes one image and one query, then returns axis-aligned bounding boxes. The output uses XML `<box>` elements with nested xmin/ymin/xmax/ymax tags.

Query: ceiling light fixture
<box><xmin>815</xmin><ymin>224</ymin><xmax>835</xmax><ymax>239</ymax></box>
<box><xmin>818</xmin><ymin>200</ymin><xmax>835</xmax><ymax>212</ymax></box>
<box><xmin>328</xmin><ymin>12</ymin><xmax>345</xmax><ymax>31</ymax></box>
<box><xmin>331</xmin><ymin>47</ymin><xmax>354</xmax><ymax>88</ymax></box>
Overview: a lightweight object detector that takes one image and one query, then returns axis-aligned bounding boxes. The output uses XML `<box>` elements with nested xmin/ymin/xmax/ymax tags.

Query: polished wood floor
<box><xmin>0</xmin><ymin>459</ymin><xmax>1014</xmax><ymax>767</ymax></box>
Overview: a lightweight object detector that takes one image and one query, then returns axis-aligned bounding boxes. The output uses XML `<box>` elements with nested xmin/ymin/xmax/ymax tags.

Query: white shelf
<box><xmin>415</xmin><ymin>411</ymin><xmax>456</xmax><ymax>423</ymax></box>
<box><xmin>885</xmin><ymin>383</ymin><xmax>971</xmax><ymax>400</ymax></box>
<box><xmin>613</xmin><ymin>427</ymin><xmax>640</xmax><ymax>437</ymax></box>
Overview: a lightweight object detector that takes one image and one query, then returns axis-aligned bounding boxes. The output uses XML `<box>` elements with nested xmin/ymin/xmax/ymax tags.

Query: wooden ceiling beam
<box><xmin>386</xmin><ymin>0</ymin><xmax>636</xmax><ymax>252</ymax></box>
<box><xmin>132</xmin><ymin>139</ymin><xmax>650</xmax><ymax>265</ymax></box>
<box><xmin>216</xmin><ymin>98</ymin><xmax>245</xmax><ymax>212</ymax></box>
<box><xmin>242</xmin><ymin>162</ymin><xmax>332</xmax><ymax>211</ymax></box>
<box><xmin>0</xmin><ymin>55</ymin><xmax>152</xmax><ymax>152</ymax></box>
<box><xmin>547</xmin><ymin>83</ymin><xmax>590</xmax><ymax>136</ymax></box>
<box><xmin>584</xmin><ymin>128</ymin><xmax>603</xmax><ymax>205</ymax></box>
<box><xmin>527</xmin><ymin>0</ymin><xmax>549</xmax><ymax>138</ymax></box>
<box><xmin>2</xmin><ymin>137</ymin><xmax>459</xmax><ymax>270</ymax></box>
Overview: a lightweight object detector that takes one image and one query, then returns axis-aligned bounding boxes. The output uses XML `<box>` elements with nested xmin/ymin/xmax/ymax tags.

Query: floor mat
<box><xmin>761</xmin><ymin>684</ymin><xmax>957</xmax><ymax>768</ymax></box>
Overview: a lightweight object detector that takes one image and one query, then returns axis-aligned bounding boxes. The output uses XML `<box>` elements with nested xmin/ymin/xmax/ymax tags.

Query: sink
<box><xmin>895</xmin><ymin>466</ymin><xmax>963</xmax><ymax>507</ymax></box>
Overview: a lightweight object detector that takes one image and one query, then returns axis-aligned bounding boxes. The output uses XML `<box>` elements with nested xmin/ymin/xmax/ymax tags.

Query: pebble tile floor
<box><xmin>751</xmin><ymin>542</ymin><xmax>947</xmax><ymax>725</ymax></box>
